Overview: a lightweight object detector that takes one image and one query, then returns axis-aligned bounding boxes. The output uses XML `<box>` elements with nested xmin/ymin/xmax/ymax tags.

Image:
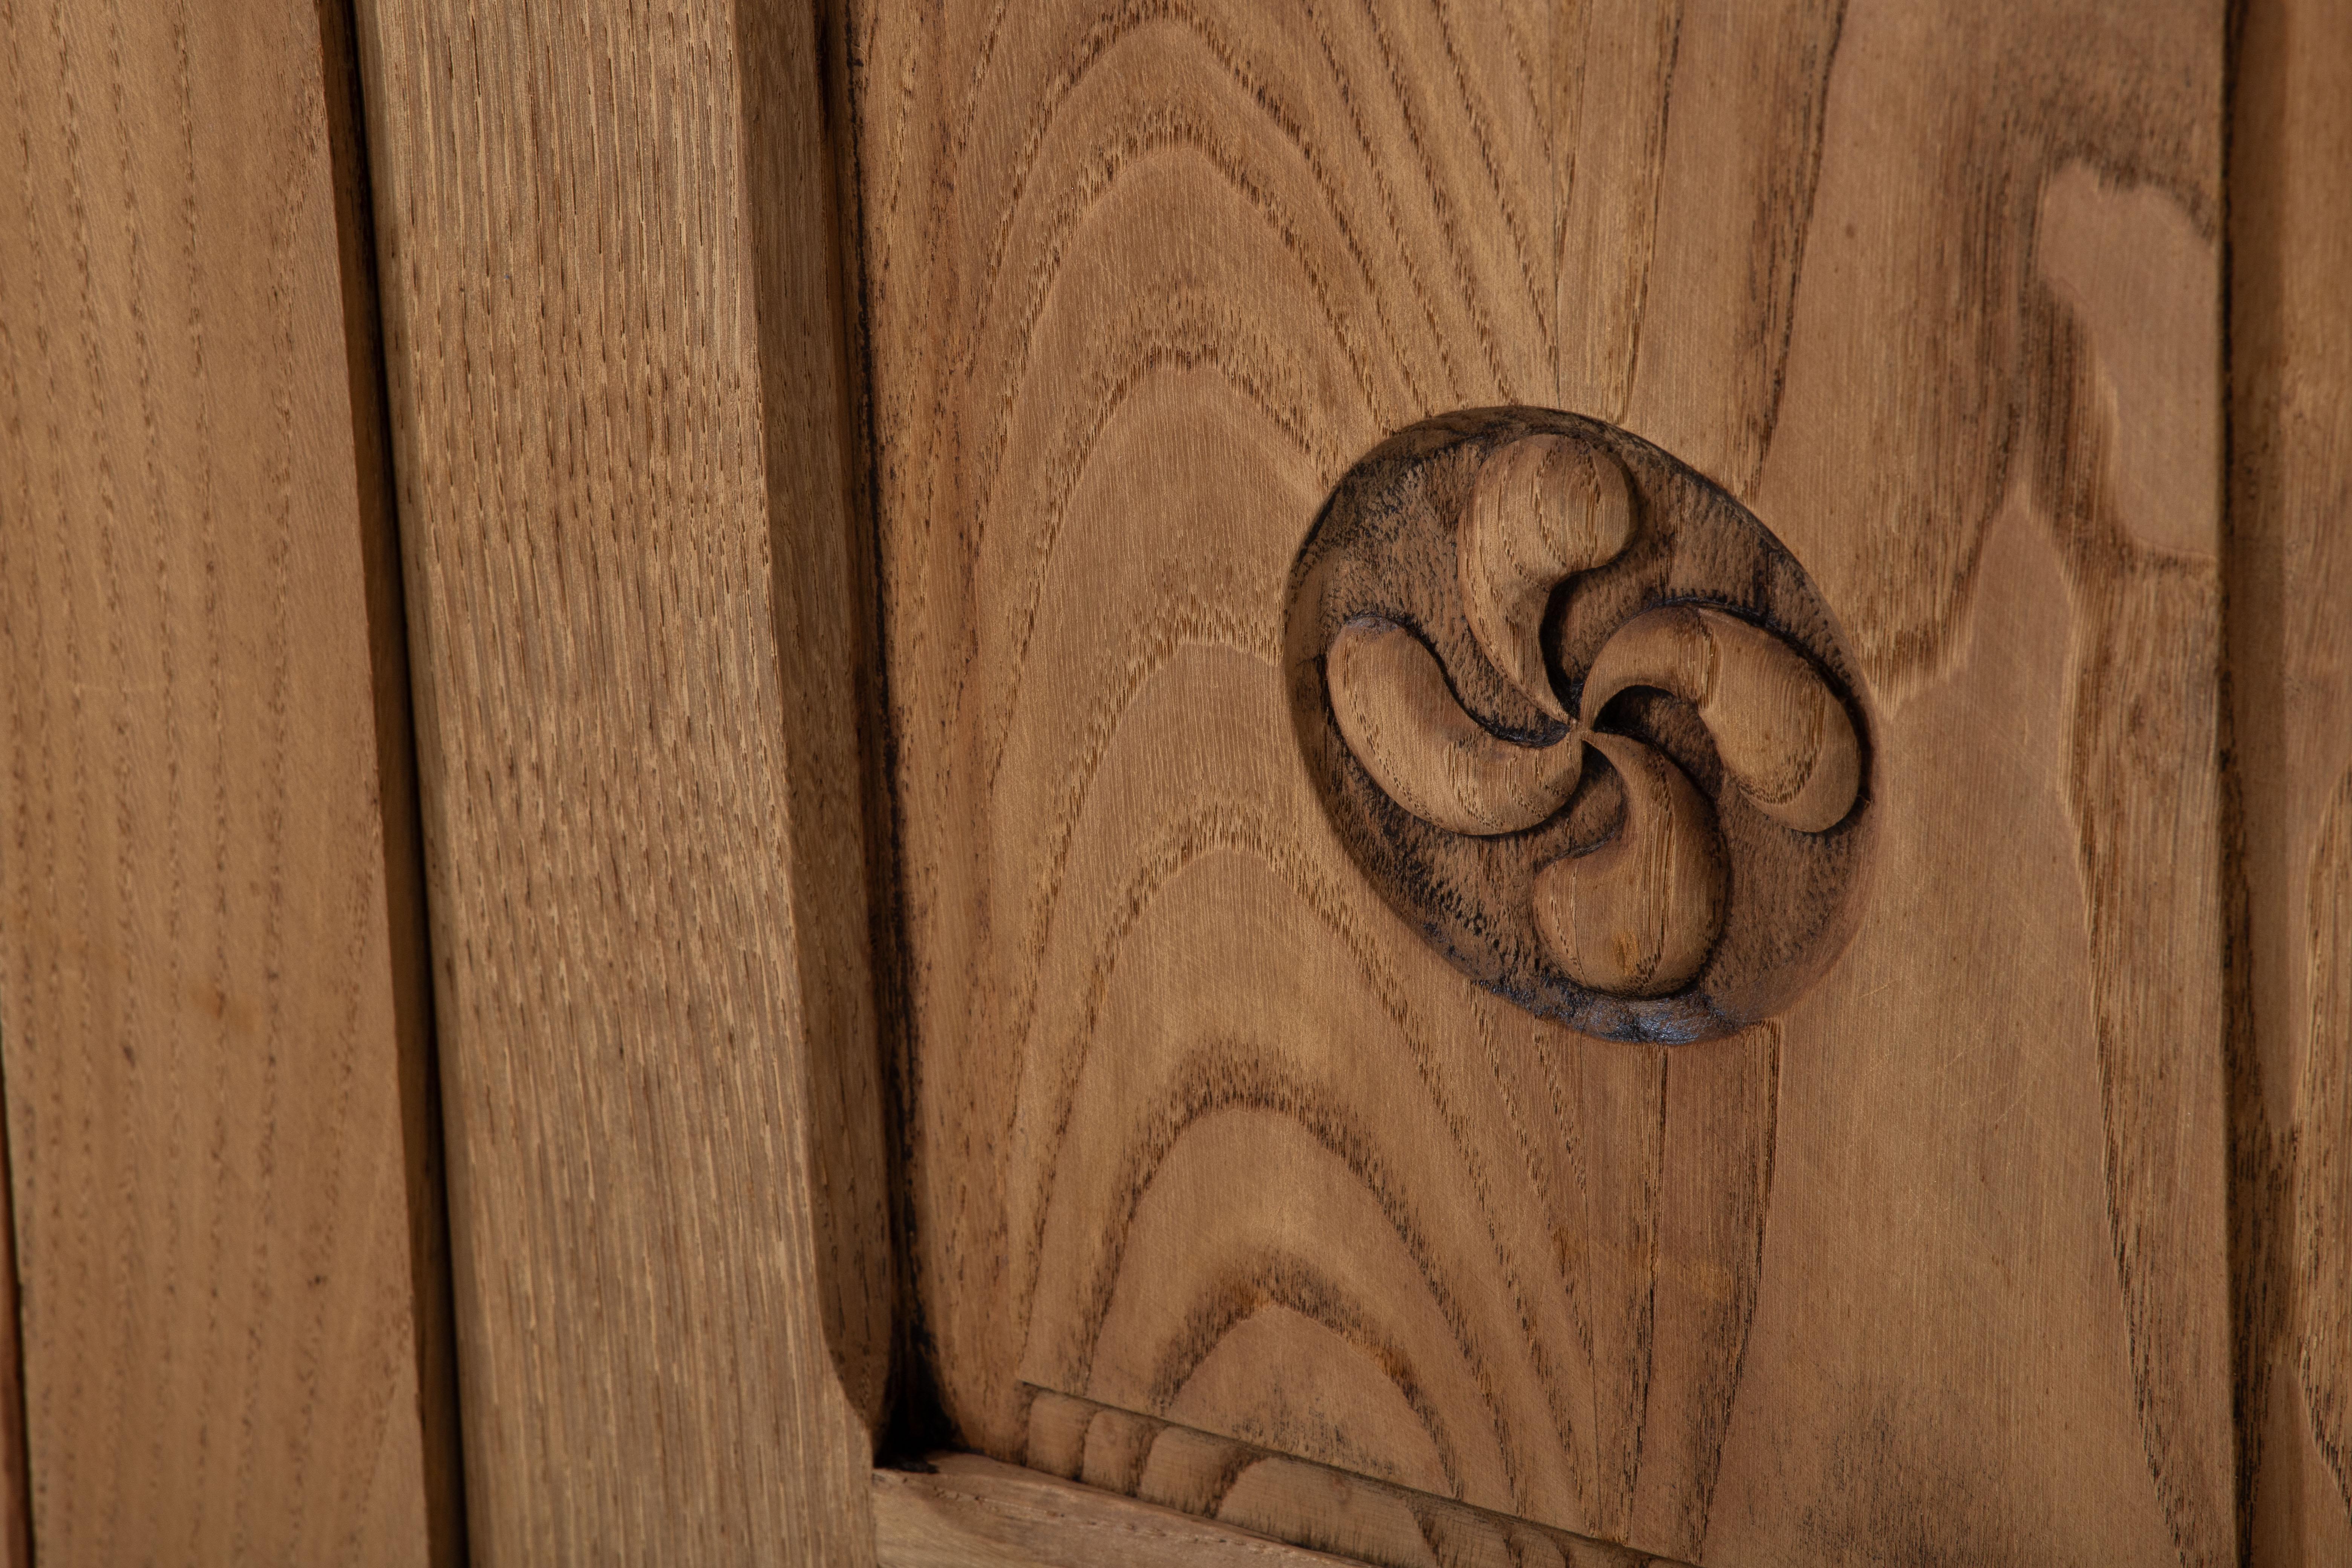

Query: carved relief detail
<box><xmin>1288</xmin><ymin>409</ymin><xmax>1874</xmax><ymax>1042</ymax></box>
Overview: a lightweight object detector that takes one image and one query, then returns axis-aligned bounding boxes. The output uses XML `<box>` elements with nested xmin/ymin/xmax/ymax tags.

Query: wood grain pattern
<box><xmin>0</xmin><ymin>0</ymin><xmax>454</xmax><ymax>1559</ymax></box>
<box><xmin>0</xmin><ymin>1083</ymin><xmax>24</xmax><ymax>1568</ymax></box>
<box><xmin>354</xmin><ymin>0</ymin><xmax>888</xmax><ymax>1557</ymax></box>
<box><xmin>875</xmin><ymin>1452</ymin><xmax>1370</xmax><ymax>1568</ymax></box>
<box><xmin>1020</xmin><ymin>1389</ymin><xmax>1670</xmax><ymax>1568</ymax></box>
<box><xmin>2231</xmin><ymin>0</ymin><xmax>2352</xmax><ymax>1560</ymax></box>
<box><xmin>853</xmin><ymin>0</ymin><xmax>2235</xmax><ymax>1562</ymax></box>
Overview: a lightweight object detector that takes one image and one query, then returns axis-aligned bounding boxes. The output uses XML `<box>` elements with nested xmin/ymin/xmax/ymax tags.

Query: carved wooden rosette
<box><xmin>1286</xmin><ymin>409</ymin><xmax>1875</xmax><ymax>1043</ymax></box>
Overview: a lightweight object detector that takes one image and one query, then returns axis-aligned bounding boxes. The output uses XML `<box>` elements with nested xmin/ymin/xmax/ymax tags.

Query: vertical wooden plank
<box><xmin>352</xmin><ymin>0</ymin><xmax>890</xmax><ymax>1558</ymax></box>
<box><xmin>0</xmin><ymin>0</ymin><xmax>456</xmax><ymax>1561</ymax></box>
<box><xmin>0</xmin><ymin>1103</ymin><xmax>23</xmax><ymax>1568</ymax></box>
<box><xmin>2232</xmin><ymin>0</ymin><xmax>2352</xmax><ymax>1562</ymax></box>
<box><xmin>851</xmin><ymin>1</ymin><xmax>2232</xmax><ymax>1562</ymax></box>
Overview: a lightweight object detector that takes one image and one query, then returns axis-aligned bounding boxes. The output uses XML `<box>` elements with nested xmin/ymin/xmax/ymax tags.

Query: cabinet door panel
<box><xmin>850</xmin><ymin>3</ymin><xmax>2230</xmax><ymax>1562</ymax></box>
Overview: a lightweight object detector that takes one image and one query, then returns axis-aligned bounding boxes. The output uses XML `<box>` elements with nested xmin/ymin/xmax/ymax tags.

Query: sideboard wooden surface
<box><xmin>0</xmin><ymin>2</ymin><xmax>2343</xmax><ymax>1565</ymax></box>
<box><xmin>0</xmin><ymin>0</ymin><xmax>455</xmax><ymax>1559</ymax></box>
<box><xmin>348</xmin><ymin>0</ymin><xmax>889</xmax><ymax>1559</ymax></box>
<box><xmin>855</xmin><ymin>1</ymin><xmax>2236</xmax><ymax>1561</ymax></box>
<box><xmin>2232</xmin><ymin>3</ymin><xmax>2352</xmax><ymax>1564</ymax></box>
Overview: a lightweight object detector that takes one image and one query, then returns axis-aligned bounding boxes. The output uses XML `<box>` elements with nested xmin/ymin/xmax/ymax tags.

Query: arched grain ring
<box><xmin>1286</xmin><ymin>408</ymin><xmax>1876</xmax><ymax>1044</ymax></box>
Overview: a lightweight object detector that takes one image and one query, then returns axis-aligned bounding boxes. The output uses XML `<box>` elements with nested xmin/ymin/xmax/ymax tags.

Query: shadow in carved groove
<box><xmin>1286</xmin><ymin>407</ymin><xmax>1877</xmax><ymax>1043</ymax></box>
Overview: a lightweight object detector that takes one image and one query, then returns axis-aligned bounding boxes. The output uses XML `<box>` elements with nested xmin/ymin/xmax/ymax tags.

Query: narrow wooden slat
<box><xmin>2231</xmin><ymin>0</ymin><xmax>2352</xmax><ymax>1561</ymax></box>
<box><xmin>351</xmin><ymin>0</ymin><xmax>889</xmax><ymax>1557</ymax></box>
<box><xmin>0</xmin><ymin>0</ymin><xmax>455</xmax><ymax>1559</ymax></box>
<box><xmin>733</xmin><ymin>0</ymin><xmax>900</xmax><ymax>1441</ymax></box>
<box><xmin>0</xmin><ymin>1106</ymin><xmax>23</xmax><ymax>1567</ymax></box>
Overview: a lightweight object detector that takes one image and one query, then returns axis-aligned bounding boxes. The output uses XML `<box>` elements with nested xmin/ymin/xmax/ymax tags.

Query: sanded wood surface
<box><xmin>876</xmin><ymin>1452</ymin><xmax>1367</xmax><ymax>1568</ymax></box>
<box><xmin>0</xmin><ymin>0</ymin><xmax>453</xmax><ymax>1559</ymax></box>
<box><xmin>1021</xmin><ymin>1390</ymin><xmax>1663</xmax><ymax>1568</ymax></box>
<box><xmin>2232</xmin><ymin>0</ymin><xmax>2352</xmax><ymax>1562</ymax></box>
<box><xmin>850</xmin><ymin>2</ymin><xmax>2235</xmax><ymax>1562</ymax></box>
<box><xmin>353</xmin><ymin>0</ymin><xmax>888</xmax><ymax>1559</ymax></box>
<box><xmin>0</xmin><ymin>1112</ymin><xmax>20</xmax><ymax>1568</ymax></box>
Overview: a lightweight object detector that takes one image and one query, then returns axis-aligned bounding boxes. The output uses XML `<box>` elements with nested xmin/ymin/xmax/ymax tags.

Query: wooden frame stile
<box><xmin>350</xmin><ymin>0</ymin><xmax>897</xmax><ymax>1558</ymax></box>
<box><xmin>2230</xmin><ymin>0</ymin><xmax>2352</xmax><ymax>1562</ymax></box>
<box><xmin>0</xmin><ymin>0</ymin><xmax>458</xmax><ymax>1560</ymax></box>
<box><xmin>4</xmin><ymin>0</ymin><xmax>2333</xmax><ymax>1559</ymax></box>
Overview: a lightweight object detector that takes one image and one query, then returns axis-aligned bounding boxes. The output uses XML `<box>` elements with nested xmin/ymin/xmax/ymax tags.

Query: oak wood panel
<box><xmin>2232</xmin><ymin>0</ymin><xmax>2352</xmax><ymax>1561</ymax></box>
<box><xmin>0</xmin><ymin>1086</ymin><xmax>23</xmax><ymax>1568</ymax></box>
<box><xmin>875</xmin><ymin>1452</ymin><xmax>1368</xmax><ymax>1568</ymax></box>
<box><xmin>1021</xmin><ymin>1389</ymin><xmax>1665</xmax><ymax>1568</ymax></box>
<box><xmin>0</xmin><ymin>0</ymin><xmax>454</xmax><ymax>1559</ymax></box>
<box><xmin>354</xmin><ymin>0</ymin><xmax>888</xmax><ymax>1557</ymax></box>
<box><xmin>851</xmin><ymin>2</ymin><xmax>2234</xmax><ymax>1562</ymax></box>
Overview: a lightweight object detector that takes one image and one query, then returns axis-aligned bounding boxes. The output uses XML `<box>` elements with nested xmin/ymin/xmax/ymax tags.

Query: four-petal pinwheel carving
<box><xmin>1289</xmin><ymin>412</ymin><xmax>1871</xmax><ymax>1035</ymax></box>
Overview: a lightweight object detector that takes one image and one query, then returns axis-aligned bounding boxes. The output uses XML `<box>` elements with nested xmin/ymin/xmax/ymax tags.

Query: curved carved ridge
<box><xmin>1534</xmin><ymin>732</ymin><xmax>1727</xmax><ymax>997</ymax></box>
<box><xmin>1460</xmin><ymin>434</ymin><xmax>1634</xmax><ymax>720</ymax></box>
<box><xmin>1327</xmin><ymin>617</ymin><xmax>1584</xmax><ymax>836</ymax></box>
<box><xmin>1579</xmin><ymin>605</ymin><xmax>1861</xmax><ymax>833</ymax></box>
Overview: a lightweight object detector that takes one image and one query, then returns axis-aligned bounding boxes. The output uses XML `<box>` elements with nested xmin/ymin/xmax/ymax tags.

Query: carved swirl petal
<box><xmin>1460</xmin><ymin>434</ymin><xmax>1634</xmax><ymax>720</ymax></box>
<box><xmin>1533</xmin><ymin>731</ymin><xmax>1727</xmax><ymax>997</ymax></box>
<box><xmin>1578</xmin><ymin>605</ymin><xmax>1861</xmax><ymax>833</ymax></box>
<box><xmin>1326</xmin><ymin>617</ymin><xmax>1584</xmax><ymax>836</ymax></box>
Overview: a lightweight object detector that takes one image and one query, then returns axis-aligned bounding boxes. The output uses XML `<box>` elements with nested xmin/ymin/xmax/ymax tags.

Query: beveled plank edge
<box><xmin>314</xmin><ymin>0</ymin><xmax>466</xmax><ymax>1551</ymax></box>
<box><xmin>874</xmin><ymin>1454</ymin><xmax>1367</xmax><ymax>1568</ymax></box>
<box><xmin>0</xmin><ymin>1098</ymin><xmax>23</xmax><ymax>1568</ymax></box>
<box><xmin>1017</xmin><ymin>1389</ymin><xmax>1677</xmax><ymax>1568</ymax></box>
<box><xmin>2227</xmin><ymin>0</ymin><xmax>2352</xmax><ymax>1560</ymax></box>
<box><xmin>0</xmin><ymin>0</ymin><xmax>453</xmax><ymax>1556</ymax></box>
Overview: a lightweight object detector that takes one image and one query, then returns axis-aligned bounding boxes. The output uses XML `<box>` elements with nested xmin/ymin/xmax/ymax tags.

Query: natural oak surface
<box><xmin>354</xmin><ymin>0</ymin><xmax>887</xmax><ymax>1559</ymax></box>
<box><xmin>875</xmin><ymin>1452</ymin><xmax>1366</xmax><ymax>1568</ymax></box>
<box><xmin>0</xmin><ymin>0</ymin><xmax>450</xmax><ymax>1559</ymax></box>
<box><xmin>851</xmin><ymin>1</ymin><xmax>2234</xmax><ymax>1562</ymax></box>
<box><xmin>2232</xmin><ymin>0</ymin><xmax>2352</xmax><ymax>1562</ymax></box>
<box><xmin>1021</xmin><ymin>1389</ymin><xmax>1664</xmax><ymax>1568</ymax></box>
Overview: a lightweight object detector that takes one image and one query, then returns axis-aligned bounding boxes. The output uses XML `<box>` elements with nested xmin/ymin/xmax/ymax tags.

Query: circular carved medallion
<box><xmin>1286</xmin><ymin>407</ymin><xmax>1875</xmax><ymax>1043</ymax></box>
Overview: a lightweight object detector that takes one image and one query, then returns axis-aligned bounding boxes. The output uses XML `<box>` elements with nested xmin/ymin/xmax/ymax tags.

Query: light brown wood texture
<box><xmin>0</xmin><ymin>1095</ymin><xmax>24</xmax><ymax>1568</ymax></box>
<box><xmin>354</xmin><ymin>0</ymin><xmax>889</xmax><ymax>1558</ymax></box>
<box><xmin>875</xmin><ymin>1452</ymin><xmax>1368</xmax><ymax>1568</ymax></box>
<box><xmin>1534</xmin><ymin>730</ymin><xmax>1723</xmax><ymax>1000</ymax></box>
<box><xmin>1020</xmin><ymin>1389</ymin><xmax>1665</xmax><ymax>1568</ymax></box>
<box><xmin>1326</xmin><ymin>618</ymin><xmax>1586</xmax><ymax>836</ymax></box>
<box><xmin>0</xmin><ymin>0</ymin><xmax>455</xmax><ymax>1559</ymax></box>
<box><xmin>2232</xmin><ymin>0</ymin><xmax>2352</xmax><ymax>1562</ymax></box>
<box><xmin>1461</xmin><ymin>433</ymin><xmax>1631</xmax><ymax>724</ymax></box>
<box><xmin>851</xmin><ymin>2</ymin><xmax>2235</xmax><ymax>1562</ymax></box>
